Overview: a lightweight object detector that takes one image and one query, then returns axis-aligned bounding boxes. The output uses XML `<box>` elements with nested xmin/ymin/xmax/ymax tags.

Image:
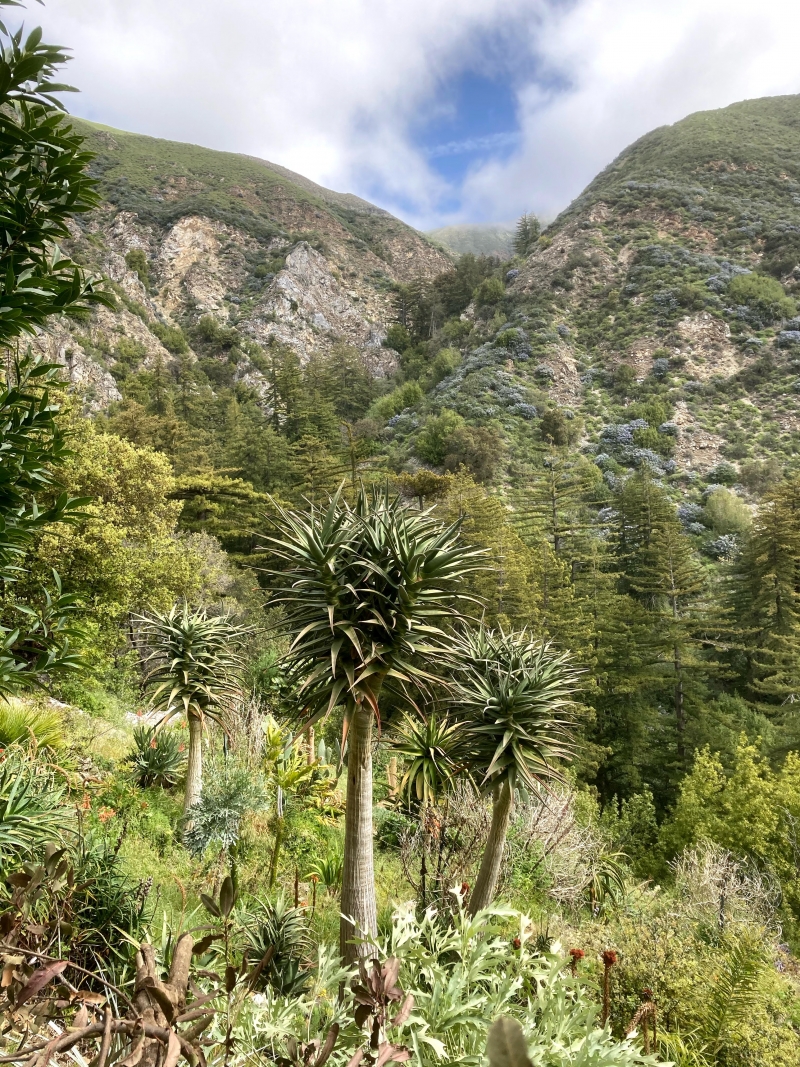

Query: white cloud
<box><xmin>462</xmin><ymin>0</ymin><xmax>800</xmax><ymax>222</ymax></box>
<box><xmin>28</xmin><ymin>0</ymin><xmax>800</xmax><ymax>228</ymax></box>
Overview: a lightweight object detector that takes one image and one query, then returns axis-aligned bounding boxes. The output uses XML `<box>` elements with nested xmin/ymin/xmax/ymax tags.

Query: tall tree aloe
<box><xmin>264</xmin><ymin>487</ymin><xmax>481</xmax><ymax>963</ymax></box>
<box><xmin>451</xmin><ymin>627</ymin><xmax>580</xmax><ymax>914</ymax></box>
<box><xmin>139</xmin><ymin>605</ymin><xmax>248</xmax><ymax>815</ymax></box>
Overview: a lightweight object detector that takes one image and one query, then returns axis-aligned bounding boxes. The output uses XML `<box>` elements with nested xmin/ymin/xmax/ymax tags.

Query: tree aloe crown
<box><xmin>262</xmin><ymin>485</ymin><xmax>485</xmax><ymax>725</ymax></box>
<box><xmin>138</xmin><ymin>604</ymin><xmax>248</xmax><ymax>727</ymax></box>
<box><xmin>451</xmin><ymin>626</ymin><xmax>581</xmax><ymax>792</ymax></box>
<box><xmin>393</xmin><ymin>710</ymin><xmax>464</xmax><ymax>807</ymax></box>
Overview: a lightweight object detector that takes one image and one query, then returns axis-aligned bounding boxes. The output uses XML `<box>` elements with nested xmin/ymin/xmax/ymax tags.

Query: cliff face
<box><xmin>42</xmin><ymin>120</ymin><xmax>451</xmax><ymax>408</ymax></box>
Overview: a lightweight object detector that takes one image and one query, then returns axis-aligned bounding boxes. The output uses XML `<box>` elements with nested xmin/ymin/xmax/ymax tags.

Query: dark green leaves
<box><xmin>0</xmin><ymin>10</ymin><xmax>113</xmax><ymax>343</ymax></box>
<box><xmin>0</xmin><ymin>355</ymin><xmax>87</xmax><ymax>696</ymax></box>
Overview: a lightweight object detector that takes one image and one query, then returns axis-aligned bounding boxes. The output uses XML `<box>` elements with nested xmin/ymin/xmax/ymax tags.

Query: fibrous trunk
<box><xmin>340</xmin><ymin>701</ymin><xmax>378</xmax><ymax>964</ymax></box>
<box><xmin>183</xmin><ymin>714</ymin><xmax>203</xmax><ymax>817</ymax></box>
<box><xmin>468</xmin><ymin>778</ymin><xmax>514</xmax><ymax>915</ymax></box>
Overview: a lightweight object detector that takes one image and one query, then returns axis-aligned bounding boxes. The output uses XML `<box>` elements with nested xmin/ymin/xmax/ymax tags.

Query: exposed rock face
<box><xmin>245</xmin><ymin>242</ymin><xmax>394</xmax><ymax>373</ymax></box>
<box><xmin>672</xmin><ymin>401</ymin><xmax>726</xmax><ymax>472</ymax></box>
<box><xmin>158</xmin><ymin>215</ymin><xmax>244</xmax><ymax>318</ymax></box>
<box><xmin>38</xmin><ymin>120</ymin><xmax>452</xmax><ymax>409</ymax></box>
<box><xmin>675</xmin><ymin>313</ymin><xmax>744</xmax><ymax>380</ymax></box>
<box><xmin>32</xmin><ymin>326</ymin><xmax>121</xmax><ymax>411</ymax></box>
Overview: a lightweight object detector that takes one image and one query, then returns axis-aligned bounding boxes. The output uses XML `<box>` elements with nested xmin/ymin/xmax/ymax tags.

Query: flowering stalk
<box><xmin>601</xmin><ymin>949</ymin><xmax>617</xmax><ymax>1026</ymax></box>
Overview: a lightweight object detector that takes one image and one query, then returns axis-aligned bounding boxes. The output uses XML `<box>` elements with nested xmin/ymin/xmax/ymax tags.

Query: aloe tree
<box><xmin>392</xmin><ymin>711</ymin><xmax>464</xmax><ymax>905</ymax></box>
<box><xmin>450</xmin><ymin>627</ymin><xmax>580</xmax><ymax>914</ymax></box>
<box><xmin>139</xmin><ymin>605</ymin><xmax>248</xmax><ymax>815</ymax></box>
<box><xmin>264</xmin><ymin>486</ymin><xmax>480</xmax><ymax>963</ymax></box>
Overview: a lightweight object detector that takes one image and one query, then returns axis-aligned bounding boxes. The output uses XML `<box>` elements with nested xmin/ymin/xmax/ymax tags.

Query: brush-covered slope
<box><xmin>429</xmin><ymin>94</ymin><xmax>800</xmax><ymax>483</ymax></box>
<box><xmin>42</xmin><ymin>120</ymin><xmax>450</xmax><ymax>407</ymax></box>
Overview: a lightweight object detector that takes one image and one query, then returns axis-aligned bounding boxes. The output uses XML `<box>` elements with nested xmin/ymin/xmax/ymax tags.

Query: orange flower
<box><xmin>80</xmin><ymin>793</ymin><xmax>91</xmax><ymax>811</ymax></box>
<box><xmin>98</xmin><ymin>807</ymin><xmax>116</xmax><ymax>824</ymax></box>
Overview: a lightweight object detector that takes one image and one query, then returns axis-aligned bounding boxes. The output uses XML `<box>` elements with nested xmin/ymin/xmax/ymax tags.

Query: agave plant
<box><xmin>391</xmin><ymin>711</ymin><xmax>467</xmax><ymax>905</ymax></box>
<box><xmin>126</xmin><ymin>724</ymin><xmax>186</xmax><ymax>787</ymax></box>
<box><xmin>307</xmin><ymin>842</ymin><xmax>345</xmax><ymax>892</ymax></box>
<box><xmin>392</xmin><ymin>711</ymin><xmax>465</xmax><ymax>809</ymax></box>
<box><xmin>449</xmin><ymin>627</ymin><xmax>581</xmax><ymax>914</ymax></box>
<box><xmin>138</xmin><ymin>604</ymin><xmax>249</xmax><ymax>815</ymax></box>
<box><xmin>263</xmin><ymin>485</ymin><xmax>482</xmax><ymax>962</ymax></box>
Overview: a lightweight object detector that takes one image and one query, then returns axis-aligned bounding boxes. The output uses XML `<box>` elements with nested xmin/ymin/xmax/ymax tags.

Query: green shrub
<box><xmin>306</xmin><ymin>840</ymin><xmax>344</xmax><ymax>891</ymax></box>
<box><xmin>727</xmin><ymin>273</ymin><xmax>796</xmax><ymax>323</ymax></box>
<box><xmin>238</xmin><ymin>902</ymin><xmax>669</xmax><ymax>1067</ymax></box>
<box><xmin>0</xmin><ymin>746</ymin><xmax>65</xmax><ymax>862</ymax></box>
<box><xmin>473</xmin><ymin>276</ymin><xmax>505</xmax><ymax>310</ymax></box>
<box><xmin>184</xmin><ymin>759</ymin><xmax>266</xmax><ymax>856</ymax></box>
<box><xmin>241</xmin><ymin>895</ymin><xmax>312</xmax><ymax>994</ymax></box>
<box><xmin>443</xmin><ymin>424</ymin><xmax>505</xmax><ymax>482</ymax></box>
<box><xmin>424</xmin><ymin>346</ymin><xmax>460</xmax><ymax>387</ymax></box>
<box><xmin>0</xmin><ymin>701</ymin><xmax>63</xmax><ymax>750</ymax></box>
<box><xmin>151</xmin><ymin>321</ymin><xmax>189</xmax><ymax>353</ymax></box>
<box><xmin>370</xmin><ymin>380</ymin><xmax>424</xmax><ymax>422</ymax></box>
<box><xmin>704</xmin><ymin>489</ymin><xmax>752</xmax><ymax>534</ymax></box>
<box><xmin>124</xmin><ymin>248</ymin><xmax>150</xmax><ymax>289</ymax></box>
<box><xmin>415</xmin><ymin>409</ymin><xmax>465</xmax><ymax>465</ymax></box>
<box><xmin>384</xmin><ymin>323</ymin><xmax>411</xmax><ymax>352</ymax></box>
<box><xmin>190</xmin><ymin>314</ymin><xmax>239</xmax><ymax>350</ymax></box>
<box><xmin>540</xmin><ymin>408</ymin><xmax>581</xmax><ymax>446</ymax></box>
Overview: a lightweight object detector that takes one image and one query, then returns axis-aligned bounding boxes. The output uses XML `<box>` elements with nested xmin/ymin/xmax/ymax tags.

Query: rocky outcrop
<box><xmin>246</xmin><ymin>242</ymin><xmax>394</xmax><ymax>373</ymax></box>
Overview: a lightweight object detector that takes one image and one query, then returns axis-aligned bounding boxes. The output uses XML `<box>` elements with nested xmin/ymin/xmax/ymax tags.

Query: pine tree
<box><xmin>731</xmin><ymin>477</ymin><xmax>800</xmax><ymax>710</ymax></box>
<box><xmin>629</xmin><ymin>518</ymin><xmax>706</xmax><ymax>769</ymax></box>
<box><xmin>512</xmin><ymin>213</ymin><xmax>541</xmax><ymax>257</ymax></box>
<box><xmin>436</xmin><ymin>473</ymin><xmax>542</xmax><ymax>630</ymax></box>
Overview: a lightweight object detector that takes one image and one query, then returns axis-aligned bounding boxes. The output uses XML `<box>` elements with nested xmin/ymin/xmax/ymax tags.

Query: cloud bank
<box><xmin>32</xmin><ymin>0</ymin><xmax>800</xmax><ymax>228</ymax></box>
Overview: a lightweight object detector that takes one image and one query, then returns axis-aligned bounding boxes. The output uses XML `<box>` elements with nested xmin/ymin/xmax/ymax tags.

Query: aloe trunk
<box><xmin>184</xmin><ymin>714</ymin><xmax>203</xmax><ymax>817</ymax></box>
<box><xmin>268</xmin><ymin>813</ymin><xmax>284</xmax><ymax>888</ymax></box>
<box><xmin>340</xmin><ymin>702</ymin><xmax>377</xmax><ymax>963</ymax></box>
<box><xmin>468</xmin><ymin>779</ymin><xmax>513</xmax><ymax>915</ymax></box>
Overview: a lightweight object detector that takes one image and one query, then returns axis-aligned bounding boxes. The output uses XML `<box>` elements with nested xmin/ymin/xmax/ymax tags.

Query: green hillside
<box><xmin>427</xmin><ymin>221</ymin><xmax>514</xmax><ymax>257</ymax></box>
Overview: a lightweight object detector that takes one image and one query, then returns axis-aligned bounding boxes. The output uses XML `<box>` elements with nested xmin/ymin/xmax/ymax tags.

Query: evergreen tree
<box><xmin>629</xmin><ymin>517</ymin><xmax>706</xmax><ymax>770</ymax></box>
<box><xmin>730</xmin><ymin>477</ymin><xmax>800</xmax><ymax>710</ymax></box>
<box><xmin>512</xmin><ymin>213</ymin><xmax>541</xmax><ymax>257</ymax></box>
<box><xmin>436</xmin><ymin>473</ymin><xmax>542</xmax><ymax>630</ymax></box>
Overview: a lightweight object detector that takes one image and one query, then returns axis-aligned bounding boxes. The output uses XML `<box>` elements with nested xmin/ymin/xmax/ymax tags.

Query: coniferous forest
<box><xmin>3</xmin><ymin>6</ymin><xmax>800</xmax><ymax>1067</ymax></box>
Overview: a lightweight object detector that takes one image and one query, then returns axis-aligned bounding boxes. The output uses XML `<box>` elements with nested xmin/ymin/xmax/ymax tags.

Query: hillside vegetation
<box><xmin>3</xmin><ymin>17</ymin><xmax>800</xmax><ymax>1065</ymax></box>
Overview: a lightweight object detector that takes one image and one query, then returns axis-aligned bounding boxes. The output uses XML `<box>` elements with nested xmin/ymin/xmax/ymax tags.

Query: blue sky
<box><xmin>29</xmin><ymin>0</ymin><xmax>800</xmax><ymax>230</ymax></box>
<box><xmin>414</xmin><ymin>72</ymin><xmax>520</xmax><ymax>209</ymax></box>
